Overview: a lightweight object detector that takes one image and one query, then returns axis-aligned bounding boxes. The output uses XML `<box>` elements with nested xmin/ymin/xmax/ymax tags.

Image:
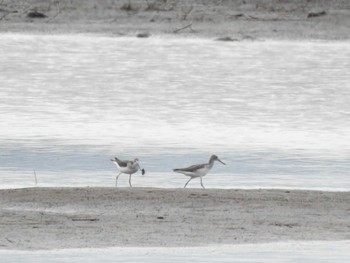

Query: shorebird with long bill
<box><xmin>173</xmin><ymin>155</ymin><xmax>225</xmax><ymax>189</ymax></box>
<box><xmin>111</xmin><ymin>157</ymin><xmax>145</xmax><ymax>187</ymax></box>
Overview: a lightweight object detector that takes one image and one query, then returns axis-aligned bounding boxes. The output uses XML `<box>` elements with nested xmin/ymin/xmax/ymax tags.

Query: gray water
<box><xmin>1</xmin><ymin>34</ymin><xmax>350</xmax><ymax>190</ymax></box>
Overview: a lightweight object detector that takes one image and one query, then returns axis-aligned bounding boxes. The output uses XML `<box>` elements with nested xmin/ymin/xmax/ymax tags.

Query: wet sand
<box><xmin>0</xmin><ymin>187</ymin><xmax>349</xmax><ymax>250</ymax></box>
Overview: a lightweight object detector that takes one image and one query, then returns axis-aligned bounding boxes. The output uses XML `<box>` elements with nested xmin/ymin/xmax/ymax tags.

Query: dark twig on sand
<box><xmin>46</xmin><ymin>0</ymin><xmax>64</xmax><ymax>22</ymax></box>
<box><xmin>6</xmin><ymin>238</ymin><xmax>14</xmax><ymax>244</ymax></box>
<box><xmin>180</xmin><ymin>4</ymin><xmax>193</xmax><ymax>20</ymax></box>
<box><xmin>173</xmin><ymin>22</ymin><xmax>195</xmax><ymax>33</ymax></box>
<box><xmin>72</xmin><ymin>218</ymin><xmax>99</xmax><ymax>222</ymax></box>
<box><xmin>307</xmin><ymin>11</ymin><xmax>326</xmax><ymax>18</ymax></box>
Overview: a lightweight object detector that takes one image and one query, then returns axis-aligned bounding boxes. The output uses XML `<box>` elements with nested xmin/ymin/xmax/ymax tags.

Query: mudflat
<box><xmin>0</xmin><ymin>187</ymin><xmax>349</xmax><ymax>250</ymax></box>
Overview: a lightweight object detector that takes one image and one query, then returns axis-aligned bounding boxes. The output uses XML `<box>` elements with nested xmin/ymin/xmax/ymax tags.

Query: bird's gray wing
<box><xmin>174</xmin><ymin>163</ymin><xmax>205</xmax><ymax>172</ymax></box>
<box><xmin>114</xmin><ymin>157</ymin><xmax>128</xmax><ymax>167</ymax></box>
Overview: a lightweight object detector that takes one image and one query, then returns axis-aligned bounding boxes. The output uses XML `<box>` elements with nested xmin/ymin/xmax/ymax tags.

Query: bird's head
<box><xmin>210</xmin><ymin>155</ymin><xmax>225</xmax><ymax>165</ymax></box>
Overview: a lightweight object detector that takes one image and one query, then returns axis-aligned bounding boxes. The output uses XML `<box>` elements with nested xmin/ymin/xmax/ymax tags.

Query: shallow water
<box><xmin>1</xmin><ymin>34</ymin><xmax>350</xmax><ymax>190</ymax></box>
<box><xmin>1</xmin><ymin>241</ymin><xmax>349</xmax><ymax>263</ymax></box>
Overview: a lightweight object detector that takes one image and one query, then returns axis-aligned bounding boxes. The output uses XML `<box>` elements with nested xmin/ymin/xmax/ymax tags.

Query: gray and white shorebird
<box><xmin>173</xmin><ymin>155</ymin><xmax>225</xmax><ymax>189</ymax></box>
<box><xmin>110</xmin><ymin>157</ymin><xmax>145</xmax><ymax>187</ymax></box>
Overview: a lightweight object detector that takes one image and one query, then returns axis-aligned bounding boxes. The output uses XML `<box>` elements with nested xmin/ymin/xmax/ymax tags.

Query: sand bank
<box><xmin>1</xmin><ymin>0</ymin><xmax>350</xmax><ymax>39</ymax></box>
<box><xmin>0</xmin><ymin>187</ymin><xmax>349</xmax><ymax>250</ymax></box>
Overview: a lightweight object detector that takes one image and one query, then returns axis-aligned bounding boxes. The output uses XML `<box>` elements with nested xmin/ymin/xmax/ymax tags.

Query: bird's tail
<box><xmin>173</xmin><ymin>169</ymin><xmax>180</xmax><ymax>172</ymax></box>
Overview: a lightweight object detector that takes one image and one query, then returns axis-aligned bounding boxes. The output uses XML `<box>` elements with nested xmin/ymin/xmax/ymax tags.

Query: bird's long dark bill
<box><xmin>218</xmin><ymin>159</ymin><xmax>226</xmax><ymax>165</ymax></box>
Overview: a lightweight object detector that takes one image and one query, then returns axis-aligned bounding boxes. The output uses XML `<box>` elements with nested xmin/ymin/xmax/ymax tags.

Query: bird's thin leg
<box><xmin>184</xmin><ymin>177</ymin><xmax>192</xmax><ymax>188</ymax></box>
<box><xmin>200</xmin><ymin>177</ymin><xmax>205</xmax><ymax>189</ymax></box>
<box><xmin>116</xmin><ymin>172</ymin><xmax>122</xmax><ymax>187</ymax></box>
<box><xmin>129</xmin><ymin>174</ymin><xmax>132</xmax><ymax>187</ymax></box>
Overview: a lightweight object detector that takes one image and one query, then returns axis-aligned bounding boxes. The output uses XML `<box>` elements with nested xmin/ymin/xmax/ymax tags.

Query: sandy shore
<box><xmin>1</xmin><ymin>0</ymin><xmax>350</xmax><ymax>39</ymax></box>
<box><xmin>0</xmin><ymin>187</ymin><xmax>349</xmax><ymax>250</ymax></box>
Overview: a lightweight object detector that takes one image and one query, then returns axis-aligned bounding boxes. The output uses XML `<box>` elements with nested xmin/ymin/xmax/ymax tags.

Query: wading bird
<box><xmin>111</xmin><ymin>157</ymin><xmax>145</xmax><ymax>187</ymax></box>
<box><xmin>173</xmin><ymin>155</ymin><xmax>225</xmax><ymax>189</ymax></box>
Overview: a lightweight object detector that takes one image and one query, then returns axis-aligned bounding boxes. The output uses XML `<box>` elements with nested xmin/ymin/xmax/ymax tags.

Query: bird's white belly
<box><xmin>116</xmin><ymin>165</ymin><xmax>138</xmax><ymax>174</ymax></box>
<box><xmin>185</xmin><ymin>167</ymin><xmax>209</xmax><ymax>178</ymax></box>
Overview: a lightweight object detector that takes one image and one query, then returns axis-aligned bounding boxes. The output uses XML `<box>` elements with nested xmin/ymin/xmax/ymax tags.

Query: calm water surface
<box><xmin>1</xmin><ymin>34</ymin><xmax>349</xmax><ymax>190</ymax></box>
